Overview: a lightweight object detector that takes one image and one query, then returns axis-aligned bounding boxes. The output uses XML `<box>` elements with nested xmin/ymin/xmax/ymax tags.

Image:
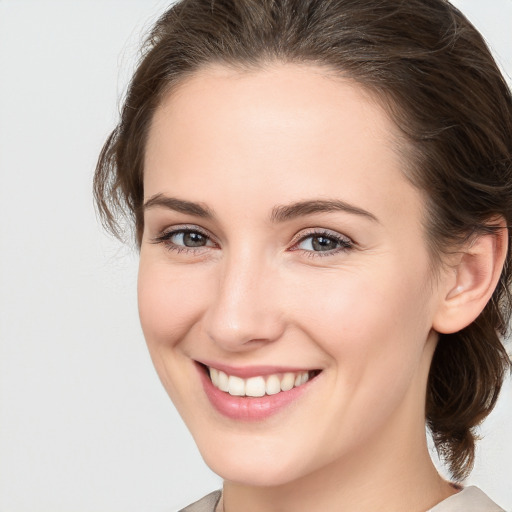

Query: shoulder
<box><xmin>428</xmin><ymin>486</ymin><xmax>505</xmax><ymax>512</ymax></box>
<box><xmin>178</xmin><ymin>490</ymin><xmax>222</xmax><ymax>512</ymax></box>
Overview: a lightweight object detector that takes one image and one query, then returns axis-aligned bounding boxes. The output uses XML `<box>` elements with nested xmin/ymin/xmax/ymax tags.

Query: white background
<box><xmin>0</xmin><ymin>1</ymin><xmax>510</xmax><ymax>511</ymax></box>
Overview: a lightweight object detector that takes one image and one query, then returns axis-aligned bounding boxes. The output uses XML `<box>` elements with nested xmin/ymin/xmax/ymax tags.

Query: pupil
<box><xmin>312</xmin><ymin>236</ymin><xmax>337</xmax><ymax>251</ymax></box>
<box><xmin>184</xmin><ymin>232</ymin><xmax>206</xmax><ymax>247</ymax></box>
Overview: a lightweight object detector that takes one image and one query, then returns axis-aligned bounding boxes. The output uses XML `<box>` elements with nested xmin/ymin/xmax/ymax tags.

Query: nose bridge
<box><xmin>204</xmin><ymin>246</ymin><xmax>284</xmax><ymax>349</ymax></box>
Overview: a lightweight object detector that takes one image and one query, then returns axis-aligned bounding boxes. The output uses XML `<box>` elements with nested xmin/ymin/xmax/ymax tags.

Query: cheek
<box><xmin>288</xmin><ymin>268</ymin><xmax>434</xmax><ymax>442</ymax></box>
<box><xmin>137</xmin><ymin>258</ymin><xmax>216</xmax><ymax>412</ymax></box>
<box><xmin>289</xmin><ymin>264</ymin><xmax>434</xmax><ymax>374</ymax></box>
<box><xmin>137</xmin><ymin>259</ymin><xmax>209</xmax><ymax>349</ymax></box>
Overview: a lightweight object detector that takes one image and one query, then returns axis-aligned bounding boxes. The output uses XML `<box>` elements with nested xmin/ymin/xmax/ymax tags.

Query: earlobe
<box><xmin>433</xmin><ymin>220</ymin><xmax>508</xmax><ymax>334</ymax></box>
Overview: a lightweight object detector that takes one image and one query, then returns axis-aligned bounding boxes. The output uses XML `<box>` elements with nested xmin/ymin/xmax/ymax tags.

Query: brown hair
<box><xmin>94</xmin><ymin>0</ymin><xmax>512</xmax><ymax>481</ymax></box>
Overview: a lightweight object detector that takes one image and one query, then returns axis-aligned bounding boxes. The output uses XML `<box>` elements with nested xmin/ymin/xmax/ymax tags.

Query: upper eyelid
<box><xmin>291</xmin><ymin>227</ymin><xmax>353</xmax><ymax>244</ymax></box>
<box><xmin>151</xmin><ymin>227</ymin><xmax>219</xmax><ymax>259</ymax></box>
<box><xmin>151</xmin><ymin>224</ymin><xmax>354</xmax><ymax>250</ymax></box>
<box><xmin>155</xmin><ymin>224</ymin><xmax>213</xmax><ymax>238</ymax></box>
<box><xmin>150</xmin><ymin>225</ymin><xmax>217</xmax><ymax>248</ymax></box>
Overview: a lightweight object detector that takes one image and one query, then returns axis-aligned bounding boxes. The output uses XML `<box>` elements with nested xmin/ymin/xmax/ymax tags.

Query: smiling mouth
<box><xmin>203</xmin><ymin>365</ymin><xmax>321</xmax><ymax>398</ymax></box>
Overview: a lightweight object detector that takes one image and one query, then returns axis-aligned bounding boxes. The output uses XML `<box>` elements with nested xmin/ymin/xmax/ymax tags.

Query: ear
<box><xmin>432</xmin><ymin>219</ymin><xmax>508</xmax><ymax>334</ymax></box>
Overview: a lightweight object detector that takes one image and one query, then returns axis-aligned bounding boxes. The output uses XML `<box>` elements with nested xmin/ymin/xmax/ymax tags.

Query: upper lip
<box><xmin>197</xmin><ymin>360</ymin><xmax>319</xmax><ymax>378</ymax></box>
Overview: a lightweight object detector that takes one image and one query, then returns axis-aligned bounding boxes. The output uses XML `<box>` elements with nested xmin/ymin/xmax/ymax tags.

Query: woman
<box><xmin>94</xmin><ymin>0</ymin><xmax>512</xmax><ymax>510</ymax></box>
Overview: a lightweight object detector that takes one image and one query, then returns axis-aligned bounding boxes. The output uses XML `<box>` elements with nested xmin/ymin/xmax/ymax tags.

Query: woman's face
<box><xmin>139</xmin><ymin>64</ymin><xmax>445</xmax><ymax>486</ymax></box>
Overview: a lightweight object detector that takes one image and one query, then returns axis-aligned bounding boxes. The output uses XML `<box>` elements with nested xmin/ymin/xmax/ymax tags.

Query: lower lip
<box><xmin>198</xmin><ymin>365</ymin><xmax>314</xmax><ymax>421</ymax></box>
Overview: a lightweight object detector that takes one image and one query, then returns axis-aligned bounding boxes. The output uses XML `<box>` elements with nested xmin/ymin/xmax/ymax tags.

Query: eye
<box><xmin>152</xmin><ymin>226</ymin><xmax>216</xmax><ymax>253</ymax></box>
<box><xmin>170</xmin><ymin>231</ymin><xmax>211</xmax><ymax>247</ymax></box>
<box><xmin>291</xmin><ymin>230</ymin><xmax>354</xmax><ymax>255</ymax></box>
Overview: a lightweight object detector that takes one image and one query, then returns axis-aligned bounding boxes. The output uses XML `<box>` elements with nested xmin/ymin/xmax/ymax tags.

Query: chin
<box><xmin>208</xmin><ymin>462</ymin><xmax>302</xmax><ymax>487</ymax></box>
<box><xmin>200</xmin><ymin>443</ymin><xmax>309</xmax><ymax>487</ymax></box>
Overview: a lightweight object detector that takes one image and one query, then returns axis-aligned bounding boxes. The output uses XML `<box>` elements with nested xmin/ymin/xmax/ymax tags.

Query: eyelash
<box><xmin>151</xmin><ymin>225</ymin><xmax>217</xmax><ymax>255</ymax></box>
<box><xmin>290</xmin><ymin>229</ymin><xmax>354</xmax><ymax>257</ymax></box>
<box><xmin>151</xmin><ymin>226</ymin><xmax>355</xmax><ymax>257</ymax></box>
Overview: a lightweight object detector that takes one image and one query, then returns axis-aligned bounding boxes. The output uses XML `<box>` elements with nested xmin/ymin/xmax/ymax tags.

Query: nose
<box><xmin>203</xmin><ymin>251</ymin><xmax>286</xmax><ymax>351</ymax></box>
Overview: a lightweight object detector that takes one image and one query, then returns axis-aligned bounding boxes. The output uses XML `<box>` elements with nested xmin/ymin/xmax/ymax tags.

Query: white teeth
<box><xmin>218</xmin><ymin>371</ymin><xmax>229</xmax><ymax>392</ymax></box>
<box><xmin>294</xmin><ymin>371</ymin><xmax>309</xmax><ymax>387</ymax></box>
<box><xmin>280</xmin><ymin>372</ymin><xmax>295</xmax><ymax>391</ymax></box>
<box><xmin>228</xmin><ymin>375</ymin><xmax>245</xmax><ymax>396</ymax></box>
<box><xmin>266</xmin><ymin>374</ymin><xmax>281</xmax><ymax>395</ymax></box>
<box><xmin>209</xmin><ymin>367</ymin><xmax>219</xmax><ymax>387</ymax></box>
<box><xmin>208</xmin><ymin>367</ymin><xmax>315</xmax><ymax>397</ymax></box>
<box><xmin>245</xmin><ymin>376</ymin><xmax>266</xmax><ymax>397</ymax></box>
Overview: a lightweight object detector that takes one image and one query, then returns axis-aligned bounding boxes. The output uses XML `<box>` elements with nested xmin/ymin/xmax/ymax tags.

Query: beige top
<box><xmin>428</xmin><ymin>486</ymin><xmax>505</xmax><ymax>512</ymax></box>
<box><xmin>179</xmin><ymin>487</ymin><xmax>505</xmax><ymax>512</ymax></box>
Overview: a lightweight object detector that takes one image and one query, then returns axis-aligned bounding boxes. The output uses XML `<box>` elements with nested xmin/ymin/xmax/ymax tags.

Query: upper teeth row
<box><xmin>209</xmin><ymin>367</ymin><xmax>310</xmax><ymax>397</ymax></box>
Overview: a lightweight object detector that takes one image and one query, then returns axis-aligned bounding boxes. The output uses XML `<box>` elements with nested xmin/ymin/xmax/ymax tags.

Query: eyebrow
<box><xmin>270</xmin><ymin>199</ymin><xmax>379</xmax><ymax>223</ymax></box>
<box><xmin>143</xmin><ymin>194</ymin><xmax>378</xmax><ymax>223</ymax></box>
<box><xmin>143</xmin><ymin>193</ymin><xmax>214</xmax><ymax>218</ymax></box>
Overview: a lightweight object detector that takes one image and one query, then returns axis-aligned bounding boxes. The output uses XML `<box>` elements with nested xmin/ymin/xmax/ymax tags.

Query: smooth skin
<box><xmin>138</xmin><ymin>63</ymin><xmax>506</xmax><ymax>512</ymax></box>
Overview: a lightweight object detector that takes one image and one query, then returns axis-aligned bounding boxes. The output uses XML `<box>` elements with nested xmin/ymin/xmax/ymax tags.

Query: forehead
<box><xmin>144</xmin><ymin>63</ymin><xmax>423</xmax><ymax>224</ymax></box>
